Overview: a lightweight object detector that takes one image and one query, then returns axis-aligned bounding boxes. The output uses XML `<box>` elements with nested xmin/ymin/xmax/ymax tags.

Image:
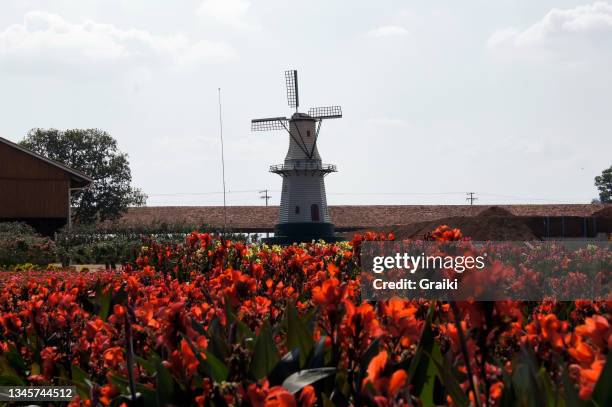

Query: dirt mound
<box><xmin>477</xmin><ymin>206</ymin><xmax>515</xmax><ymax>218</ymax></box>
<box><xmin>592</xmin><ymin>205</ymin><xmax>612</xmax><ymax>218</ymax></box>
<box><xmin>355</xmin><ymin>214</ymin><xmax>539</xmax><ymax>241</ymax></box>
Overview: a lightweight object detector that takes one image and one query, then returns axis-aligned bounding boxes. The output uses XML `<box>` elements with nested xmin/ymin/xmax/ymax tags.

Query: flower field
<box><xmin>0</xmin><ymin>228</ymin><xmax>610</xmax><ymax>406</ymax></box>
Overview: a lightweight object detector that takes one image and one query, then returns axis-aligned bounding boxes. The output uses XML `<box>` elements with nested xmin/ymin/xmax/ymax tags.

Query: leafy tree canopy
<box><xmin>20</xmin><ymin>128</ymin><xmax>146</xmax><ymax>223</ymax></box>
<box><xmin>594</xmin><ymin>164</ymin><xmax>612</xmax><ymax>203</ymax></box>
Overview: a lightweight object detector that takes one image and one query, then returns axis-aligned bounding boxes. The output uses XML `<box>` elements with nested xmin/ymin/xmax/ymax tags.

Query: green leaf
<box><xmin>359</xmin><ymin>337</ymin><xmax>380</xmax><ymax>383</ymax></box>
<box><xmin>561</xmin><ymin>362</ymin><xmax>580</xmax><ymax>407</ymax></box>
<box><xmin>249</xmin><ymin>321</ymin><xmax>279</xmax><ymax>380</ymax></box>
<box><xmin>321</xmin><ymin>392</ymin><xmax>336</xmax><ymax>407</ymax></box>
<box><xmin>430</xmin><ymin>354</ymin><xmax>469</xmax><ymax>407</ymax></box>
<box><xmin>0</xmin><ymin>356</ymin><xmax>25</xmax><ymax>385</ymax></box>
<box><xmin>134</xmin><ymin>355</ymin><xmax>156</xmax><ymax>376</ymax></box>
<box><xmin>268</xmin><ymin>349</ymin><xmax>300</xmax><ymax>386</ymax></box>
<box><xmin>511</xmin><ymin>348</ymin><xmax>547</xmax><ymax>407</ymax></box>
<box><xmin>205</xmin><ymin>318</ymin><xmax>229</xmax><ymax>361</ymax></box>
<box><xmin>418</xmin><ymin>343</ymin><xmax>443</xmax><ymax>406</ymax></box>
<box><xmin>96</xmin><ymin>284</ymin><xmax>112</xmax><ymax>321</ymax></box>
<box><xmin>537</xmin><ymin>367</ymin><xmax>556</xmax><ymax>407</ymax></box>
<box><xmin>71</xmin><ymin>365</ymin><xmax>92</xmax><ymax>400</ymax></box>
<box><xmin>408</xmin><ymin>302</ymin><xmax>435</xmax><ymax>395</ymax></box>
<box><xmin>203</xmin><ymin>351</ymin><xmax>230</xmax><ymax>382</ymax></box>
<box><xmin>155</xmin><ymin>361</ymin><xmax>176</xmax><ymax>406</ymax></box>
<box><xmin>285</xmin><ymin>301</ymin><xmax>314</xmax><ymax>367</ymax></box>
<box><xmin>591</xmin><ymin>350</ymin><xmax>612</xmax><ymax>407</ymax></box>
<box><xmin>306</xmin><ymin>336</ymin><xmax>328</xmax><ymax>369</ymax></box>
<box><xmin>282</xmin><ymin>367</ymin><xmax>336</xmax><ymax>394</ymax></box>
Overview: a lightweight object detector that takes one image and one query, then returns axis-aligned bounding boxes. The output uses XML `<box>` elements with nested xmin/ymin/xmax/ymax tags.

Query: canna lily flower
<box><xmin>265</xmin><ymin>386</ymin><xmax>297</xmax><ymax>407</ymax></box>
<box><xmin>312</xmin><ymin>278</ymin><xmax>346</xmax><ymax>313</ymax></box>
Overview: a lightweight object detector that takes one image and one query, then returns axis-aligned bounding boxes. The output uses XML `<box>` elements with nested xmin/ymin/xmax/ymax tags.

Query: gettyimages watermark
<box><xmin>360</xmin><ymin>241</ymin><xmax>611</xmax><ymax>301</ymax></box>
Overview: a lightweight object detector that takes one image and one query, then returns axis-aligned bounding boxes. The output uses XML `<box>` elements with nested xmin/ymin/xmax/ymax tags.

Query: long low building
<box><xmin>116</xmin><ymin>204</ymin><xmax>612</xmax><ymax>239</ymax></box>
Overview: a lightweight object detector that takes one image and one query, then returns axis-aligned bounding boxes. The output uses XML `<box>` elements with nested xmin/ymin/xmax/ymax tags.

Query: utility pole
<box><xmin>259</xmin><ymin>189</ymin><xmax>271</xmax><ymax>206</ymax></box>
<box><xmin>466</xmin><ymin>192</ymin><xmax>478</xmax><ymax>205</ymax></box>
<box><xmin>259</xmin><ymin>189</ymin><xmax>271</xmax><ymax>239</ymax></box>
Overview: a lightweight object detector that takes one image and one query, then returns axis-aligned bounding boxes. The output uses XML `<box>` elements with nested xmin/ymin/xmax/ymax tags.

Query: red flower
<box><xmin>265</xmin><ymin>386</ymin><xmax>296</xmax><ymax>407</ymax></box>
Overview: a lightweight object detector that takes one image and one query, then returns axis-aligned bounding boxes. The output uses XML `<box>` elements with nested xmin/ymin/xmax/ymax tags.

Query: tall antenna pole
<box><xmin>466</xmin><ymin>192</ymin><xmax>478</xmax><ymax>205</ymax></box>
<box><xmin>218</xmin><ymin>88</ymin><xmax>227</xmax><ymax>233</ymax></box>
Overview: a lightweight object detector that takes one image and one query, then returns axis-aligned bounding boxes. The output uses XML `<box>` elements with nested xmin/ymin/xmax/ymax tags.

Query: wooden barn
<box><xmin>0</xmin><ymin>136</ymin><xmax>92</xmax><ymax>235</ymax></box>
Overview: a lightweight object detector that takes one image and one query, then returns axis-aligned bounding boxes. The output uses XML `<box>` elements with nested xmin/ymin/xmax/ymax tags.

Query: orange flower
<box><xmin>489</xmin><ymin>381</ymin><xmax>503</xmax><ymax>400</ymax></box>
<box><xmin>362</xmin><ymin>351</ymin><xmax>388</xmax><ymax>390</ymax></box>
<box><xmin>312</xmin><ymin>278</ymin><xmax>346</xmax><ymax>313</ymax></box>
<box><xmin>575</xmin><ymin>315</ymin><xmax>610</xmax><ymax>350</ymax></box>
<box><xmin>577</xmin><ymin>359</ymin><xmax>605</xmax><ymax>400</ymax></box>
<box><xmin>299</xmin><ymin>385</ymin><xmax>317</xmax><ymax>407</ymax></box>
<box><xmin>569</xmin><ymin>339</ymin><xmax>594</xmax><ymax>364</ymax></box>
<box><xmin>103</xmin><ymin>346</ymin><xmax>124</xmax><ymax>369</ymax></box>
<box><xmin>388</xmin><ymin>370</ymin><xmax>408</xmax><ymax>396</ymax></box>
<box><xmin>264</xmin><ymin>386</ymin><xmax>297</xmax><ymax>407</ymax></box>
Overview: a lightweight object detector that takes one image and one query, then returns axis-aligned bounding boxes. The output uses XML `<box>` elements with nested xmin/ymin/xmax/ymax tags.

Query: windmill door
<box><xmin>310</xmin><ymin>204</ymin><xmax>320</xmax><ymax>222</ymax></box>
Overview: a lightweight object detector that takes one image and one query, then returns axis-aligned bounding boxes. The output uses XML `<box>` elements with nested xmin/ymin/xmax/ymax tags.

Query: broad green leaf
<box><xmin>511</xmin><ymin>348</ymin><xmax>547</xmax><ymax>407</ymax></box>
<box><xmin>591</xmin><ymin>350</ymin><xmax>612</xmax><ymax>407</ymax></box>
<box><xmin>408</xmin><ymin>302</ymin><xmax>435</xmax><ymax>395</ymax></box>
<box><xmin>286</xmin><ymin>301</ymin><xmax>314</xmax><ymax>367</ymax></box>
<box><xmin>96</xmin><ymin>284</ymin><xmax>112</xmax><ymax>321</ymax></box>
<box><xmin>282</xmin><ymin>367</ymin><xmax>336</xmax><ymax>394</ymax></box>
<box><xmin>155</xmin><ymin>361</ymin><xmax>176</xmax><ymax>407</ymax></box>
<box><xmin>249</xmin><ymin>321</ymin><xmax>279</xmax><ymax>380</ymax></box>
<box><xmin>561</xmin><ymin>363</ymin><xmax>581</xmax><ymax>407</ymax></box>
<box><xmin>418</xmin><ymin>342</ymin><xmax>443</xmax><ymax>406</ymax></box>
<box><xmin>307</xmin><ymin>336</ymin><xmax>328</xmax><ymax>369</ymax></box>
<box><xmin>0</xmin><ymin>356</ymin><xmax>25</xmax><ymax>385</ymax></box>
<box><xmin>203</xmin><ymin>351</ymin><xmax>230</xmax><ymax>382</ymax></box>
<box><xmin>321</xmin><ymin>393</ymin><xmax>336</xmax><ymax>407</ymax></box>
<box><xmin>359</xmin><ymin>337</ymin><xmax>380</xmax><ymax>383</ymax></box>
<box><xmin>71</xmin><ymin>364</ymin><xmax>92</xmax><ymax>400</ymax></box>
<box><xmin>268</xmin><ymin>349</ymin><xmax>300</xmax><ymax>386</ymax></box>
<box><xmin>430</xmin><ymin>355</ymin><xmax>469</xmax><ymax>407</ymax></box>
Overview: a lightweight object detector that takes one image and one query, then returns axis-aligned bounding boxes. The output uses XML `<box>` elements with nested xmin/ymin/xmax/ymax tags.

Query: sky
<box><xmin>0</xmin><ymin>0</ymin><xmax>611</xmax><ymax>206</ymax></box>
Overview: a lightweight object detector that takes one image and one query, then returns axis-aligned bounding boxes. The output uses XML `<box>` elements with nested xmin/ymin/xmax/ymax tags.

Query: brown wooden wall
<box><xmin>0</xmin><ymin>142</ymin><xmax>70</xmax><ymax>218</ymax></box>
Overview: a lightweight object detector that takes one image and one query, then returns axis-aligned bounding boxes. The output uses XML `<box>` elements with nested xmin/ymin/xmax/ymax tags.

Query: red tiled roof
<box><xmin>117</xmin><ymin>204</ymin><xmax>608</xmax><ymax>231</ymax></box>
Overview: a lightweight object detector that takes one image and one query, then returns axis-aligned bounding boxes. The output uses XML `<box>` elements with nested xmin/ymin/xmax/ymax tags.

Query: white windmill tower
<box><xmin>252</xmin><ymin>70</ymin><xmax>343</xmax><ymax>244</ymax></box>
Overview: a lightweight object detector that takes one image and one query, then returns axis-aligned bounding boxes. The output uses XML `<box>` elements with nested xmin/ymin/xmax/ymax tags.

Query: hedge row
<box><xmin>0</xmin><ymin>222</ymin><xmax>252</xmax><ymax>269</ymax></box>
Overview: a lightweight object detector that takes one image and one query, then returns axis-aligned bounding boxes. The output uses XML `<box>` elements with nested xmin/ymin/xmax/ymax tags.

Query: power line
<box><xmin>147</xmin><ymin>190</ymin><xmax>261</xmax><ymax>196</ymax></box>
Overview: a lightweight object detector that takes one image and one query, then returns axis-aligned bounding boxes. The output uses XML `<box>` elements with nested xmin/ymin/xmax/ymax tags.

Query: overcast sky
<box><xmin>1</xmin><ymin>0</ymin><xmax>610</xmax><ymax>206</ymax></box>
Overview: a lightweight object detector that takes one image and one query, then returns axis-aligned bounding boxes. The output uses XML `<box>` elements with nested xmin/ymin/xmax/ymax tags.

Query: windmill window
<box><xmin>310</xmin><ymin>204</ymin><xmax>320</xmax><ymax>221</ymax></box>
<box><xmin>307</xmin><ymin>130</ymin><xmax>311</xmax><ymax>137</ymax></box>
<box><xmin>295</xmin><ymin>206</ymin><xmax>300</xmax><ymax>214</ymax></box>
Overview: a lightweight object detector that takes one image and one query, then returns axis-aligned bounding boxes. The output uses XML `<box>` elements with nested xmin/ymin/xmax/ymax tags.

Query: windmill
<box><xmin>252</xmin><ymin>70</ymin><xmax>343</xmax><ymax>243</ymax></box>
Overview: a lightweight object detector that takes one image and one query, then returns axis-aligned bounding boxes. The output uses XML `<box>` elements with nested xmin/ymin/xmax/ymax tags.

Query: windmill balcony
<box><xmin>270</xmin><ymin>161</ymin><xmax>337</xmax><ymax>176</ymax></box>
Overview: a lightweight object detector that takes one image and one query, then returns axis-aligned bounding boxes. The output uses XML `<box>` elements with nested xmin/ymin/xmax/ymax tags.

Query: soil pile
<box><xmin>350</xmin><ymin>206</ymin><xmax>539</xmax><ymax>241</ymax></box>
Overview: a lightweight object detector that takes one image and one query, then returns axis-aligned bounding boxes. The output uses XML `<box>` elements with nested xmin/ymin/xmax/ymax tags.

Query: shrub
<box><xmin>0</xmin><ymin>222</ymin><xmax>56</xmax><ymax>269</ymax></box>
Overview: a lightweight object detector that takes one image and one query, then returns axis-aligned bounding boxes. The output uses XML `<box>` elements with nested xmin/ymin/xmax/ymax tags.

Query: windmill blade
<box><xmin>285</xmin><ymin>70</ymin><xmax>299</xmax><ymax>109</ymax></box>
<box><xmin>308</xmin><ymin>106</ymin><xmax>342</xmax><ymax>120</ymax></box>
<box><xmin>251</xmin><ymin>117</ymin><xmax>289</xmax><ymax>131</ymax></box>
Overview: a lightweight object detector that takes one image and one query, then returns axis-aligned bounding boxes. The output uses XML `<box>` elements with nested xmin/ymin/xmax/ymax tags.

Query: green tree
<box><xmin>21</xmin><ymin>128</ymin><xmax>147</xmax><ymax>223</ymax></box>
<box><xmin>594</xmin><ymin>164</ymin><xmax>612</xmax><ymax>203</ymax></box>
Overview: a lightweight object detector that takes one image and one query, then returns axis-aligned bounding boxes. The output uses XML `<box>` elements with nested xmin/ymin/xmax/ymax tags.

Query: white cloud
<box><xmin>0</xmin><ymin>11</ymin><xmax>236</xmax><ymax>74</ymax></box>
<box><xmin>366</xmin><ymin>25</ymin><xmax>409</xmax><ymax>38</ymax></box>
<box><xmin>196</xmin><ymin>0</ymin><xmax>258</xmax><ymax>30</ymax></box>
<box><xmin>488</xmin><ymin>2</ymin><xmax>612</xmax><ymax>61</ymax></box>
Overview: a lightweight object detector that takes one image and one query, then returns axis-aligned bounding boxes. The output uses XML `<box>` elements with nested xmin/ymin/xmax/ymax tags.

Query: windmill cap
<box><xmin>290</xmin><ymin>112</ymin><xmax>315</xmax><ymax>121</ymax></box>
